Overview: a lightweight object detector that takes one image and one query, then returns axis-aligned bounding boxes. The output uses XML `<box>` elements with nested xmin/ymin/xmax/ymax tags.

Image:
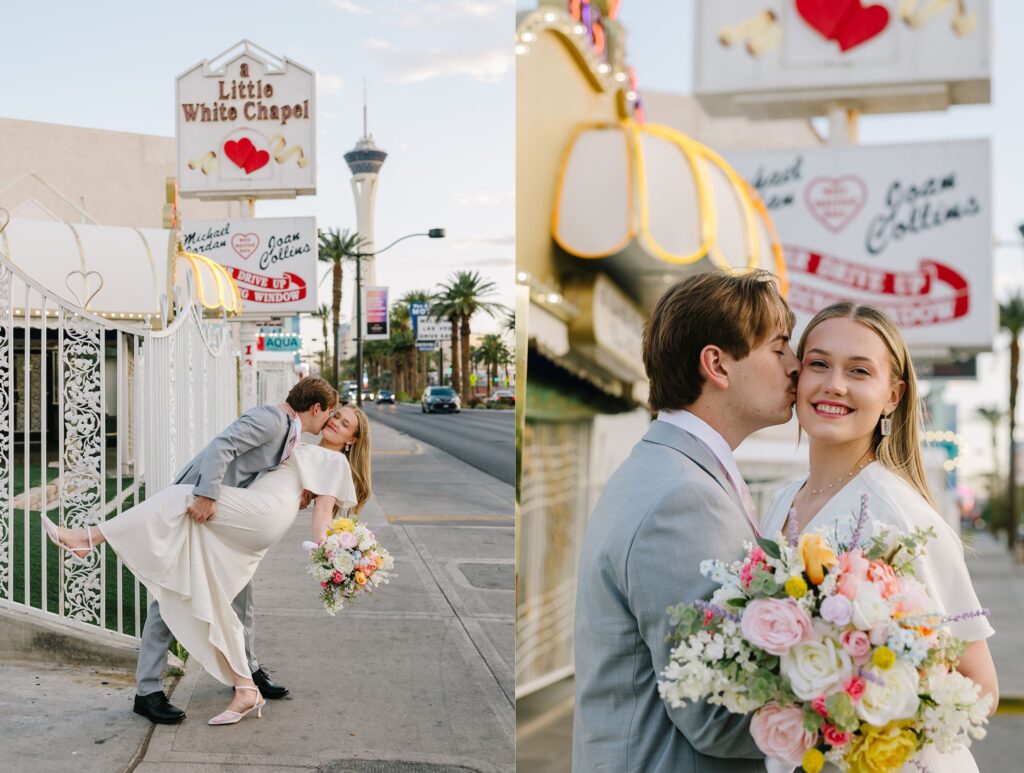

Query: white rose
<box><xmin>851</xmin><ymin>581</ymin><xmax>891</xmax><ymax>630</ymax></box>
<box><xmin>780</xmin><ymin>638</ymin><xmax>853</xmax><ymax>700</ymax></box>
<box><xmin>856</xmin><ymin>661</ymin><xmax>921</xmax><ymax>725</ymax></box>
<box><xmin>332</xmin><ymin>551</ymin><xmax>356</xmax><ymax>575</ymax></box>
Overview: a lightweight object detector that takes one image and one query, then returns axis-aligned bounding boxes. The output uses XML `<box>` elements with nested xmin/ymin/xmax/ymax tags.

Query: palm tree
<box><xmin>318</xmin><ymin>228</ymin><xmax>367</xmax><ymax>387</ymax></box>
<box><xmin>977</xmin><ymin>405</ymin><xmax>1005</xmax><ymax>523</ymax></box>
<box><xmin>437</xmin><ymin>271</ymin><xmax>509</xmax><ymax>401</ymax></box>
<box><xmin>312</xmin><ymin>303</ymin><xmax>331</xmax><ymax>377</ymax></box>
<box><xmin>476</xmin><ymin>333</ymin><xmax>510</xmax><ymax>393</ymax></box>
<box><xmin>1001</xmin><ymin>293</ymin><xmax>1024</xmax><ymax>553</ymax></box>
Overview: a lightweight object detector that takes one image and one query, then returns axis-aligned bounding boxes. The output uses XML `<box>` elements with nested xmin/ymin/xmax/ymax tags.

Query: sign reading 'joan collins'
<box><xmin>176</xmin><ymin>40</ymin><xmax>316</xmax><ymax>199</ymax></box>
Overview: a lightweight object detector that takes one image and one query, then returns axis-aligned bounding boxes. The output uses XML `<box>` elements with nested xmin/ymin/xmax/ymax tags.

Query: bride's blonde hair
<box><xmin>337</xmin><ymin>405</ymin><xmax>372</xmax><ymax>514</ymax></box>
<box><xmin>797</xmin><ymin>302</ymin><xmax>936</xmax><ymax>509</ymax></box>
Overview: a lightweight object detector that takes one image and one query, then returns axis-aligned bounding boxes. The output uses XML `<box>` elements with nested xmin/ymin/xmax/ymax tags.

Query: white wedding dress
<box><xmin>761</xmin><ymin>462</ymin><xmax>993</xmax><ymax>773</ymax></box>
<box><xmin>101</xmin><ymin>443</ymin><xmax>357</xmax><ymax>686</ymax></box>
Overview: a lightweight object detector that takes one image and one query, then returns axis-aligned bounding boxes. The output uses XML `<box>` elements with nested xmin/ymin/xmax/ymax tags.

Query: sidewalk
<box><xmin>1</xmin><ymin>420</ymin><xmax>514</xmax><ymax>772</ymax></box>
<box><xmin>515</xmin><ymin>528</ymin><xmax>1024</xmax><ymax>771</ymax></box>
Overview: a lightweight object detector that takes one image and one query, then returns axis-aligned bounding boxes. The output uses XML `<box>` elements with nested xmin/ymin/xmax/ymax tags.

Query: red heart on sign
<box><xmin>804</xmin><ymin>175</ymin><xmax>868</xmax><ymax>234</ymax></box>
<box><xmin>231</xmin><ymin>233</ymin><xmax>260</xmax><ymax>260</ymax></box>
<box><xmin>795</xmin><ymin>0</ymin><xmax>857</xmax><ymax>40</ymax></box>
<box><xmin>243</xmin><ymin>149</ymin><xmax>270</xmax><ymax>174</ymax></box>
<box><xmin>224</xmin><ymin>138</ymin><xmax>255</xmax><ymax>170</ymax></box>
<box><xmin>835</xmin><ymin>3</ymin><xmax>890</xmax><ymax>52</ymax></box>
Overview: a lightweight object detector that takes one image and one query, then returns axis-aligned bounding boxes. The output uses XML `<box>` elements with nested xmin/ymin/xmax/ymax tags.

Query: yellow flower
<box><xmin>332</xmin><ymin>517</ymin><xmax>355</xmax><ymax>533</ymax></box>
<box><xmin>785</xmin><ymin>576</ymin><xmax>808</xmax><ymax>599</ymax></box>
<box><xmin>847</xmin><ymin>721</ymin><xmax>917</xmax><ymax>773</ymax></box>
<box><xmin>802</xmin><ymin>748</ymin><xmax>825</xmax><ymax>773</ymax></box>
<box><xmin>872</xmin><ymin>646</ymin><xmax>896</xmax><ymax>670</ymax></box>
<box><xmin>354</xmin><ymin>571</ymin><xmax>367</xmax><ymax>586</ymax></box>
<box><xmin>798</xmin><ymin>533</ymin><xmax>837</xmax><ymax>585</ymax></box>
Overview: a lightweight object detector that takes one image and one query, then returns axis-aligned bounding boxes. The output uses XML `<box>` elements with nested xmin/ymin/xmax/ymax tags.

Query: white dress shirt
<box><xmin>657</xmin><ymin>409</ymin><xmax>759</xmax><ymax>534</ymax></box>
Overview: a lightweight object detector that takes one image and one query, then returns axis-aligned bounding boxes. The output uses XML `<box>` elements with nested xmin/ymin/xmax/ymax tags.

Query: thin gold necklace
<box><xmin>805</xmin><ymin>453</ymin><xmax>875</xmax><ymax>496</ymax></box>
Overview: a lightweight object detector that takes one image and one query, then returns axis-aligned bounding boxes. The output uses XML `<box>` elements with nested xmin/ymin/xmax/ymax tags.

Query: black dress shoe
<box><xmin>133</xmin><ymin>691</ymin><xmax>186</xmax><ymax>724</ymax></box>
<box><xmin>252</xmin><ymin>667</ymin><xmax>289</xmax><ymax>699</ymax></box>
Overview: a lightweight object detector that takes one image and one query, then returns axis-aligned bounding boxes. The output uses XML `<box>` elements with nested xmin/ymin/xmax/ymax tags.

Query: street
<box><xmin>365</xmin><ymin>402</ymin><xmax>516</xmax><ymax>486</ymax></box>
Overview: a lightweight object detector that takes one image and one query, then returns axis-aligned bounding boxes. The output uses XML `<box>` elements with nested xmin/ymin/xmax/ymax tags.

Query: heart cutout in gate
<box><xmin>231</xmin><ymin>233</ymin><xmax>260</xmax><ymax>260</ymax></box>
<box><xmin>224</xmin><ymin>138</ymin><xmax>270</xmax><ymax>174</ymax></box>
<box><xmin>65</xmin><ymin>269</ymin><xmax>105</xmax><ymax>310</ymax></box>
<box><xmin>804</xmin><ymin>176</ymin><xmax>868</xmax><ymax>234</ymax></box>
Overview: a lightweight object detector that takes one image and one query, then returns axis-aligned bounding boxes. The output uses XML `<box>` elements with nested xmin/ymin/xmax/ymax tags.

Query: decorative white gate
<box><xmin>0</xmin><ymin>248</ymin><xmax>237</xmax><ymax>643</ymax></box>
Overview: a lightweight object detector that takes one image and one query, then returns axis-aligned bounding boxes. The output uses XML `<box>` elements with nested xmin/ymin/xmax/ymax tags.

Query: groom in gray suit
<box><xmin>133</xmin><ymin>377</ymin><xmax>337</xmax><ymax>724</ymax></box>
<box><xmin>573</xmin><ymin>270</ymin><xmax>800</xmax><ymax>772</ymax></box>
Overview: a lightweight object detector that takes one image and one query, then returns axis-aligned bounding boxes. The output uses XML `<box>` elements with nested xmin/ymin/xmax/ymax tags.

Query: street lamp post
<box><xmin>354</xmin><ymin>228</ymin><xmax>445</xmax><ymax>407</ymax></box>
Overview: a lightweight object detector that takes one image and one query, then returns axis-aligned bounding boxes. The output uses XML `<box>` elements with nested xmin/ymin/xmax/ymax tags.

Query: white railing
<box><xmin>0</xmin><ymin>248</ymin><xmax>237</xmax><ymax>644</ymax></box>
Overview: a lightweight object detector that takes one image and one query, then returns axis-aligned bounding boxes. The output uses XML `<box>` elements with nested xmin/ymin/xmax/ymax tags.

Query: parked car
<box><xmin>421</xmin><ymin>385</ymin><xmax>461</xmax><ymax>414</ymax></box>
<box><xmin>376</xmin><ymin>389</ymin><xmax>395</xmax><ymax>404</ymax></box>
<box><xmin>362</xmin><ymin>389</ymin><xmax>374</xmax><ymax>401</ymax></box>
<box><xmin>339</xmin><ymin>390</ymin><xmax>355</xmax><ymax>405</ymax></box>
<box><xmin>486</xmin><ymin>390</ymin><xmax>515</xmax><ymax>408</ymax></box>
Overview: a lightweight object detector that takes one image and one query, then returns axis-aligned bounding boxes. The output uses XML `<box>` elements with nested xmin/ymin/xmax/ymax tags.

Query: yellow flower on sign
<box><xmin>332</xmin><ymin>518</ymin><xmax>355</xmax><ymax>533</ymax></box>
<box><xmin>802</xmin><ymin>748</ymin><xmax>825</xmax><ymax>773</ymax></box>
<box><xmin>872</xmin><ymin>646</ymin><xmax>896</xmax><ymax>670</ymax></box>
<box><xmin>798</xmin><ymin>533</ymin><xmax>837</xmax><ymax>585</ymax></box>
<box><xmin>847</xmin><ymin>721</ymin><xmax>916</xmax><ymax>773</ymax></box>
<box><xmin>784</xmin><ymin>576</ymin><xmax>808</xmax><ymax>599</ymax></box>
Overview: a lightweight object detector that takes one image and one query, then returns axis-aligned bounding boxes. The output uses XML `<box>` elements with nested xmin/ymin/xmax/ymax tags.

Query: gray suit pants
<box><xmin>136</xmin><ymin>580</ymin><xmax>257</xmax><ymax>696</ymax></box>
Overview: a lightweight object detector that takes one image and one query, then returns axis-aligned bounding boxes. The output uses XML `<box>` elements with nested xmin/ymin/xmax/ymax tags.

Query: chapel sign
<box><xmin>176</xmin><ymin>40</ymin><xmax>316</xmax><ymax>199</ymax></box>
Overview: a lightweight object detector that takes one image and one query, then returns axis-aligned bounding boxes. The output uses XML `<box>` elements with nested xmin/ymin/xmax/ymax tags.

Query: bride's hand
<box><xmin>299</xmin><ymin>489</ymin><xmax>315</xmax><ymax>510</ymax></box>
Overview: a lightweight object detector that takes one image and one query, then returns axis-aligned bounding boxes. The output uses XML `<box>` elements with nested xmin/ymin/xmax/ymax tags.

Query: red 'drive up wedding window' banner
<box><xmin>726</xmin><ymin>140</ymin><xmax>993</xmax><ymax>355</ymax></box>
<box><xmin>180</xmin><ymin>217</ymin><xmax>317</xmax><ymax>316</ymax></box>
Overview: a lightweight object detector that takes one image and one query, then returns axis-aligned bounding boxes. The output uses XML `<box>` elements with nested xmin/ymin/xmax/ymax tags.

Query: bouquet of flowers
<box><xmin>306</xmin><ymin>515</ymin><xmax>394</xmax><ymax>615</ymax></box>
<box><xmin>657</xmin><ymin>495</ymin><xmax>990</xmax><ymax>773</ymax></box>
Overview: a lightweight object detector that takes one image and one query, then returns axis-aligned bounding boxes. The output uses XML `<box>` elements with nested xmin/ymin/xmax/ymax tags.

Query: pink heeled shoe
<box><xmin>208</xmin><ymin>685</ymin><xmax>265</xmax><ymax>725</ymax></box>
<box><xmin>41</xmin><ymin>514</ymin><xmax>94</xmax><ymax>565</ymax></box>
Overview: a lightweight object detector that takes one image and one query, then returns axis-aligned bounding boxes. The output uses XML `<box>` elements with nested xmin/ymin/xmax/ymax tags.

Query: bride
<box><xmin>45</xmin><ymin>404</ymin><xmax>372</xmax><ymax>725</ymax></box>
<box><xmin>761</xmin><ymin>302</ymin><xmax>998</xmax><ymax>771</ymax></box>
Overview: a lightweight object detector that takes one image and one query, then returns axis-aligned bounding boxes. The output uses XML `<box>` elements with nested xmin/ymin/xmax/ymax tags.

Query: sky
<box><xmin>515</xmin><ymin>0</ymin><xmax>1022</xmax><ymax>483</ymax></box>
<box><xmin>1</xmin><ymin>0</ymin><xmax>514</xmax><ymax>347</ymax></box>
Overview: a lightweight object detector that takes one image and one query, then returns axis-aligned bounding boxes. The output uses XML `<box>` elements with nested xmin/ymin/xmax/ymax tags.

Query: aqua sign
<box><xmin>259</xmin><ymin>334</ymin><xmax>301</xmax><ymax>351</ymax></box>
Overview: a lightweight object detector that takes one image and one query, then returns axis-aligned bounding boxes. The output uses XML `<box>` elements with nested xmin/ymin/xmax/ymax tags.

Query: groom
<box><xmin>573</xmin><ymin>271</ymin><xmax>800</xmax><ymax>772</ymax></box>
<box><xmin>132</xmin><ymin>376</ymin><xmax>337</xmax><ymax>724</ymax></box>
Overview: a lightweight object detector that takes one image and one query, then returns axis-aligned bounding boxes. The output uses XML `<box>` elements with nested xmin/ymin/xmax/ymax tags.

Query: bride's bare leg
<box><xmin>57</xmin><ymin>525</ymin><xmax>107</xmax><ymax>552</ymax></box>
<box><xmin>225</xmin><ymin>674</ymin><xmax>261</xmax><ymax>713</ymax></box>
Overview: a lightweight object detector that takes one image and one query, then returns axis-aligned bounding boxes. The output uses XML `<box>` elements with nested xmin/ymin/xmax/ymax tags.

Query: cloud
<box><xmin>461</xmin><ymin>256</ymin><xmax>514</xmax><ymax>268</ymax></box>
<box><xmin>329</xmin><ymin>0</ymin><xmax>371</xmax><ymax>14</ymax></box>
<box><xmin>396</xmin><ymin>0</ymin><xmax>509</xmax><ymax>27</ymax></box>
<box><xmin>450</xmin><ymin>234</ymin><xmax>515</xmax><ymax>250</ymax></box>
<box><xmin>394</xmin><ymin>46</ymin><xmax>512</xmax><ymax>84</ymax></box>
<box><xmin>365</xmin><ymin>38</ymin><xmax>398</xmax><ymax>52</ymax></box>
<box><xmin>457</xmin><ymin>191</ymin><xmax>514</xmax><ymax>207</ymax></box>
<box><xmin>317</xmin><ymin>73</ymin><xmax>346</xmax><ymax>96</ymax></box>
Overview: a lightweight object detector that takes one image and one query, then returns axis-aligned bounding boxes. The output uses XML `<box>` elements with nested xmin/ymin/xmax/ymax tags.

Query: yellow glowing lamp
<box><xmin>175</xmin><ymin>251</ymin><xmax>243</xmax><ymax>315</ymax></box>
<box><xmin>552</xmin><ymin>119</ymin><xmax>787</xmax><ymax>301</ymax></box>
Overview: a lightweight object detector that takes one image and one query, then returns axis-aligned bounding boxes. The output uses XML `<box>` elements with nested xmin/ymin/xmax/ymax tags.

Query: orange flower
<box><xmin>867</xmin><ymin>560</ymin><xmax>900</xmax><ymax>598</ymax></box>
<box><xmin>798</xmin><ymin>533</ymin><xmax>837</xmax><ymax>585</ymax></box>
<box><xmin>354</xmin><ymin>571</ymin><xmax>367</xmax><ymax>586</ymax></box>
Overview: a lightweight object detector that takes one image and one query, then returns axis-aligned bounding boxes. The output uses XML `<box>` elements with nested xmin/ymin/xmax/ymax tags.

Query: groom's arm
<box><xmin>192</xmin><ymin>408</ymin><xmax>283</xmax><ymax>501</ymax></box>
<box><xmin>627</xmin><ymin>485</ymin><xmax>765</xmax><ymax>760</ymax></box>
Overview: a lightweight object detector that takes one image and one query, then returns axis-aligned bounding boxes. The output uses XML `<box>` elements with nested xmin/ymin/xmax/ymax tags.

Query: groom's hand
<box><xmin>299</xmin><ymin>489</ymin><xmax>315</xmax><ymax>510</ymax></box>
<box><xmin>188</xmin><ymin>496</ymin><xmax>217</xmax><ymax>523</ymax></box>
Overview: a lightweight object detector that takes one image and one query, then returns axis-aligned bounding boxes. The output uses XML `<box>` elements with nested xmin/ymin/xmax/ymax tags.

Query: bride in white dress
<box><xmin>760</xmin><ymin>303</ymin><xmax>997</xmax><ymax>772</ymax></box>
<box><xmin>47</xmin><ymin>404</ymin><xmax>372</xmax><ymax>725</ymax></box>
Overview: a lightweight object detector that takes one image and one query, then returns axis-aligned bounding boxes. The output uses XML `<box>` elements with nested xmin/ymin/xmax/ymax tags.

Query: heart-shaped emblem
<box><xmin>835</xmin><ymin>3</ymin><xmax>890</xmax><ymax>52</ymax></box>
<box><xmin>231</xmin><ymin>233</ymin><xmax>260</xmax><ymax>260</ymax></box>
<box><xmin>65</xmin><ymin>269</ymin><xmax>105</xmax><ymax>310</ymax></box>
<box><xmin>795</xmin><ymin>0</ymin><xmax>857</xmax><ymax>40</ymax></box>
<box><xmin>804</xmin><ymin>176</ymin><xmax>868</xmax><ymax>234</ymax></box>
<box><xmin>224</xmin><ymin>138</ymin><xmax>270</xmax><ymax>174</ymax></box>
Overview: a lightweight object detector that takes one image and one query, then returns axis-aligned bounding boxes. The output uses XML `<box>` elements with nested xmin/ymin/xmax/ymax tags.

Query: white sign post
<box><xmin>177</xmin><ymin>40</ymin><xmax>316</xmax><ymax>199</ymax></box>
<box><xmin>180</xmin><ymin>216</ymin><xmax>318</xmax><ymax>316</ymax></box>
<box><xmin>726</xmin><ymin>140</ymin><xmax>993</xmax><ymax>356</ymax></box>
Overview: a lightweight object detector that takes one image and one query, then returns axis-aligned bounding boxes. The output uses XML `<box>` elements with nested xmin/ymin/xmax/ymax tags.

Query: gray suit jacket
<box><xmin>173</xmin><ymin>404</ymin><xmax>291</xmax><ymax>499</ymax></box>
<box><xmin>572</xmin><ymin>420</ymin><xmax>767</xmax><ymax>773</ymax></box>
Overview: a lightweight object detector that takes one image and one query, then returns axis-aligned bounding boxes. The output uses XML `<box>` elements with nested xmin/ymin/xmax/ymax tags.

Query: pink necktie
<box><xmin>281</xmin><ymin>422</ymin><xmax>299</xmax><ymax>462</ymax></box>
<box><xmin>723</xmin><ymin>467</ymin><xmax>760</xmax><ymax>536</ymax></box>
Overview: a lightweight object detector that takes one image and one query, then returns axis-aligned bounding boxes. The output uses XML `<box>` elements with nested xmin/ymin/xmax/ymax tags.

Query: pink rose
<box><xmin>820</xmin><ymin>594</ymin><xmax>853</xmax><ymax>627</ymax></box>
<box><xmin>840</xmin><ymin>630</ymin><xmax>871</xmax><ymax>663</ymax></box>
<box><xmin>338</xmin><ymin>531</ymin><xmax>358</xmax><ymax>549</ymax></box>
<box><xmin>332</xmin><ymin>571</ymin><xmax>343</xmax><ymax>584</ymax></box>
<box><xmin>837</xmin><ymin>549</ymin><xmax>869</xmax><ymax>600</ymax></box>
<box><xmin>740</xmin><ymin>546</ymin><xmax>769</xmax><ymax>588</ymax></box>
<box><xmin>741</xmin><ymin>598</ymin><xmax>813</xmax><ymax>656</ymax></box>
<box><xmin>750</xmin><ymin>703</ymin><xmax>816</xmax><ymax>766</ymax></box>
<box><xmin>320</xmin><ymin>581</ymin><xmax>329</xmax><ymax>589</ymax></box>
<box><xmin>811</xmin><ymin>695</ymin><xmax>828</xmax><ymax>718</ymax></box>
<box><xmin>843</xmin><ymin>675</ymin><xmax>865</xmax><ymax>702</ymax></box>
<box><xmin>867</xmin><ymin>560</ymin><xmax>900</xmax><ymax>599</ymax></box>
<box><xmin>822</xmin><ymin>723</ymin><xmax>850</xmax><ymax>747</ymax></box>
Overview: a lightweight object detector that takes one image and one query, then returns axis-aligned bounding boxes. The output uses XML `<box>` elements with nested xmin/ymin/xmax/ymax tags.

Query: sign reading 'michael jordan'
<box><xmin>176</xmin><ymin>39</ymin><xmax>316</xmax><ymax>199</ymax></box>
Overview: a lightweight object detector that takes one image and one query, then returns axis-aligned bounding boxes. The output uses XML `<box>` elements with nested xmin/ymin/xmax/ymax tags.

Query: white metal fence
<box><xmin>0</xmin><ymin>248</ymin><xmax>237</xmax><ymax>644</ymax></box>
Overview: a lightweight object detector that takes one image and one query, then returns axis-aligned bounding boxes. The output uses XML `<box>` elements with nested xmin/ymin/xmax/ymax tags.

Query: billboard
<box><xmin>725</xmin><ymin>140</ymin><xmax>993</xmax><ymax>355</ymax></box>
<box><xmin>693</xmin><ymin>0</ymin><xmax>990</xmax><ymax>118</ymax></box>
<box><xmin>177</xmin><ymin>41</ymin><xmax>316</xmax><ymax>199</ymax></box>
<box><xmin>363</xmin><ymin>286</ymin><xmax>389</xmax><ymax>341</ymax></box>
<box><xmin>180</xmin><ymin>216</ymin><xmax>317</xmax><ymax>316</ymax></box>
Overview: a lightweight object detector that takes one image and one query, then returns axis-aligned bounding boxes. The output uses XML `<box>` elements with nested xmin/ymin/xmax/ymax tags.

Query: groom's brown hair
<box><xmin>286</xmin><ymin>377</ymin><xmax>338</xmax><ymax>413</ymax></box>
<box><xmin>642</xmin><ymin>270</ymin><xmax>794</xmax><ymax>412</ymax></box>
